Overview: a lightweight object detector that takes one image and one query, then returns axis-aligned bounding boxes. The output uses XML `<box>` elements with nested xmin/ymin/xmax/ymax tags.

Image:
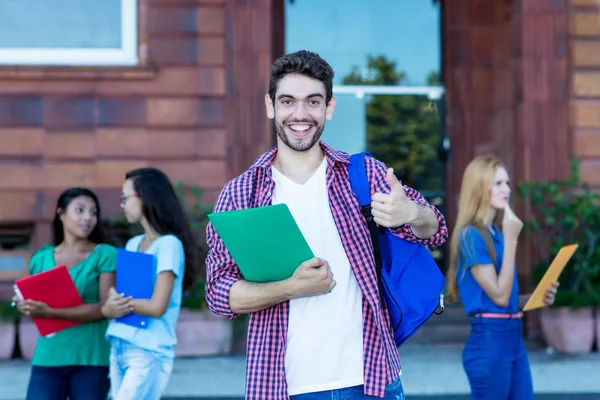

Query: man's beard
<box><xmin>274</xmin><ymin>119</ymin><xmax>324</xmax><ymax>152</ymax></box>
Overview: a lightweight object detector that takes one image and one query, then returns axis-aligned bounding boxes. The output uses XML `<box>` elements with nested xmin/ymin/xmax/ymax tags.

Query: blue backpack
<box><xmin>348</xmin><ymin>152</ymin><xmax>446</xmax><ymax>347</ymax></box>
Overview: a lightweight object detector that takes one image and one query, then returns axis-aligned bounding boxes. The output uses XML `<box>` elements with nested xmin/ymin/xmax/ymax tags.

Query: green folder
<box><xmin>207</xmin><ymin>204</ymin><xmax>314</xmax><ymax>282</ymax></box>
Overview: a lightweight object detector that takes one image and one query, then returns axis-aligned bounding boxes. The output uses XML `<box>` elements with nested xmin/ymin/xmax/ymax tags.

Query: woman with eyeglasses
<box><xmin>101</xmin><ymin>167</ymin><xmax>200</xmax><ymax>400</ymax></box>
<box><xmin>14</xmin><ymin>187</ymin><xmax>117</xmax><ymax>400</ymax></box>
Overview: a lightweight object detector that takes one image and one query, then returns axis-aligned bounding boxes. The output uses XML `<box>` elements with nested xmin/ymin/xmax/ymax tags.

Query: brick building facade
<box><xmin>0</xmin><ymin>0</ymin><xmax>283</xmax><ymax>280</ymax></box>
<box><xmin>1</xmin><ymin>0</ymin><xmax>599</xmax><ymax>320</ymax></box>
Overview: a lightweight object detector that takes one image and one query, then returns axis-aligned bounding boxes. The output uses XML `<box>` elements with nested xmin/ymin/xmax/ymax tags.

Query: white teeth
<box><xmin>290</xmin><ymin>125</ymin><xmax>310</xmax><ymax>132</ymax></box>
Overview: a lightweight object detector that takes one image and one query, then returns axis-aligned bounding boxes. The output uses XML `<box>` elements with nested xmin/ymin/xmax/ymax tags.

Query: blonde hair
<box><xmin>445</xmin><ymin>155</ymin><xmax>504</xmax><ymax>304</ymax></box>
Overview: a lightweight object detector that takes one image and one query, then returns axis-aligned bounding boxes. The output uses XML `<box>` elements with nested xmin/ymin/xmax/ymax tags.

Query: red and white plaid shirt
<box><xmin>205</xmin><ymin>142</ymin><xmax>448</xmax><ymax>400</ymax></box>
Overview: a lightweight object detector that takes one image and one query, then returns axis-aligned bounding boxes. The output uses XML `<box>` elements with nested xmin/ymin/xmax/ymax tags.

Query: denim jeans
<box><xmin>289</xmin><ymin>376</ymin><xmax>405</xmax><ymax>400</ymax></box>
<box><xmin>109</xmin><ymin>338</ymin><xmax>173</xmax><ymax>400</ymax></box>
<box><xmin>26</xmin><ymin>365</ymin><xmax>110</xmax><ymax>400</ymax></box>
<box><xmin>462</xmin><ymin>318</ymin><xmax>533</xmax><ymax>400</ymax></box>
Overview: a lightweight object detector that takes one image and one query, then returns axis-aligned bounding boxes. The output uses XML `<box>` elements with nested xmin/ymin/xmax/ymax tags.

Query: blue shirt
<box><xmin>106</xmin><ymin>234</ymin><xmax>185</xmax><ymax>359</ymax></box>
<box><xmin>456</xmin><ymin>225</ymin><xmax>520</xmax><ymax>316</ymax></box>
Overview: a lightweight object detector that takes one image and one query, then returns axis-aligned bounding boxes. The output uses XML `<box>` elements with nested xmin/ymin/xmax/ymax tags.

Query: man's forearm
<box><xmin>409</xmin><ymin>204</ymin><xmax>440</xmax><ymax>239</ymax></box>
<box><xmin>229</xmin><ymin>279</ymin><xmax>294</xmax><ymax>314</ymax></box>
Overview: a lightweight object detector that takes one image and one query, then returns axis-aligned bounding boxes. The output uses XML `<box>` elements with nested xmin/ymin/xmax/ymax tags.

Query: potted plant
<box><xmin>18</xmin><ymin>315</ymin><xmax>38</xmax><ymax>360</ymax></box>
<box><xmin>174</xmin><ymin>278</ymin><xmax>233</xmax><ymax>357</ymax></box>
<box><xmin>518</xmin><ymin>158</ymin><xmax>600</xmax><ymax>355</ymax></box>
<box><xmin>0</xmin><ymin>300</ymin><xmax>18</xmax><ymax>359</ymax></box>
<box><xmin>587</xmin><ymin>267</ymin><xmax>600</xmax><ymax>350</ymax></box>
<box><xmin>231</xmin><ymin>314</ymin><xmax>249</xmax><ymax>355</ymax></box>
<box><xmin>173</xmin><ymin>183</ymin><xmax>234</xmax><ymax>356</ymax></box>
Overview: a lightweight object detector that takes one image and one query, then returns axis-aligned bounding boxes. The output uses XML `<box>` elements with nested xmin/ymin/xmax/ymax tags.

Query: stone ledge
<box><xmin>0</xmin><ymin>66</ymin><xmax>158</xmax><ymax>81</ymax></box>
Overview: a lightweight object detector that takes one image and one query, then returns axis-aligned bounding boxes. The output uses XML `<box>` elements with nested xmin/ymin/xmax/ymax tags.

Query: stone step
<box><xmin>425</xmin><ymin>303</ymin><xmax>470</xmax><ymax>326</ymax></box>
<box><xmin>400</xmin><ymin>304</ymin><xmax>472</xmax><ymax>345</ymax></box>
<box><xmin>404</xmin><ymin>323</ymin><xmax>471</xmax><ymax>345</ymax></box>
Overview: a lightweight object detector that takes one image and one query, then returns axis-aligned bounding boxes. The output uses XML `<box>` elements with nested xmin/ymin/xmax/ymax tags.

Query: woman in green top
<box><xmin>13</xmin><ymin>187</ymin><xmax>122</xmax><ymax>400</ymax></box>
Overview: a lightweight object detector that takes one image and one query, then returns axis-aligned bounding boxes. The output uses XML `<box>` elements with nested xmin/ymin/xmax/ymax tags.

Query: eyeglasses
<box><xmin>120</xmin><ymin>193</ymin><xmax>138</xmax><ymax>205</ymax></box>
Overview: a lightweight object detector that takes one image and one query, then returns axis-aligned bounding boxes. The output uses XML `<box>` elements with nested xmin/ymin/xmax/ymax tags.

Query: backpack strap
<box><xmin>347</xmin><ymin>153</ymin><xmax>372</xmax><ymax>207</ymax></box>
<box><xmin>348</xmin><ymin>153</ymin><xmax>386</xmax><ymax>309</ymax></box>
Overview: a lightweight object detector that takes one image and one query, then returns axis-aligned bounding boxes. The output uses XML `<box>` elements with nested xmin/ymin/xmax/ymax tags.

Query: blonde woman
<box><xmin>445</xmin><ymin>155</ymin><xmax>559</xmax><ymax>399</ymax></box>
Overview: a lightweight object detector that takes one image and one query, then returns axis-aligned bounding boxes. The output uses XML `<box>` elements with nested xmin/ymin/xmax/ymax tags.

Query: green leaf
<box><xmin>518</xmin><ymin>157</ymin><xmax>600</xmax><ymax>309</ymax></box>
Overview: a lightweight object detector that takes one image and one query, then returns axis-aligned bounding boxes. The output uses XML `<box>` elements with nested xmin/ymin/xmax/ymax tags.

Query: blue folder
<box><xmin>115</xmin><ymin>249</ymin><xmax>155</xmax><ymax>329</ymax></box>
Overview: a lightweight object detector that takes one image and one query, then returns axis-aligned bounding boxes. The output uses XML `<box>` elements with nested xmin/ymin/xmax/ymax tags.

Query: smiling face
<box><xmin>59</xmin><ymin>195</ymin><xmax>98</xmax><ymax>240</ymax></box>
<box><xmin>490</xmin><ymin>166</ymin><xmax>511</xmax><ymax>210</ymax></box>
<box><xmin>265</xmin><ymin>73</ymin><xmax>336</xmax><ymax>152</ymax></box>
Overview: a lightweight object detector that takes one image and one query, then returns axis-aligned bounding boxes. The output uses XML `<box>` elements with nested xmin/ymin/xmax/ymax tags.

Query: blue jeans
<box><xmin>462</xmin><ymin>318</ymin><xmax>533</xmax><ymax>400</ymax></box>
<box><xmin>109</xmin><ymin>338</ymin><xmax>173</xmax><ymax>400</ymax></box>
<box><xmin>26</xmin><ymin>365</ymin><xmax>110</xmax><ymax>400</ymax></box>
<box><xmin>289</xmin><ymin>376</ymin><xmax>405</xmax><ymax>400</ymax></box>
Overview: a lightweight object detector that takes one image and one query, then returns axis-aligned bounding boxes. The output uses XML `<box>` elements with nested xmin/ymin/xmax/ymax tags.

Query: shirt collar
<box><xmin>249</xmin><ymin>141</ymin><xmax>350</xmax><ymax>171</ymax></box>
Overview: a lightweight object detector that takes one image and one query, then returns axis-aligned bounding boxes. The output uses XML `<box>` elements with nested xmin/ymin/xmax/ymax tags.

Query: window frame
<box><xmin>0</xmin><ymin>224</ymin><xmax>34</xmax><ymax>281</ymax></box>
<box><xmin>0</xmin><ymin>0</ymin><xmax>138</xmax><ymax>67</ymax></box>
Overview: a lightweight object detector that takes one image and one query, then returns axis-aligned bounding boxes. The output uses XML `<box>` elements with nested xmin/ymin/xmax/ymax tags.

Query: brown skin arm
<box><xmin>131</xmin><ymin>271</ymin><xmax>176</xmax><ymax>318</ymax></box>
<box><xmin>17</xmin><ymin>273</ymin><xmax>115</xmax><ymax>321</ymax></box>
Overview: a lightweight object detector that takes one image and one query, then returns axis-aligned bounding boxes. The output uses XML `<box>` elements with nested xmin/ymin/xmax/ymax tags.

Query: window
<box><xmin>285</xmin><ymin>0</ymin><xmax>442</xmax><ymax>156</ymax></box>
<box><xmin>0</xmin><ymin>224</ymin><xmax>33</xmax><ymax>281</ymax></box>
<box><xmin>0</xmin><ymin>0</ymin><xmax>138</xmax><ymax>66</ymax></box>
<box><xmin>285</xmin><ymin>0</ymin><xmax>447</xmax><ymax>267</ymax></box>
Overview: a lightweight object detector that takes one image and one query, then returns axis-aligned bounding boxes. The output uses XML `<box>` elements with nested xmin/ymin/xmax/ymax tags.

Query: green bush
<box><xmin>0</xmin><ymin>300</ymin><xmax>20</xmax><ymax>321</ymax></box>
<box><xmin>518</xmin><ymin>158</ymin><xmax>600</xmax><ymax>309</ymax></box>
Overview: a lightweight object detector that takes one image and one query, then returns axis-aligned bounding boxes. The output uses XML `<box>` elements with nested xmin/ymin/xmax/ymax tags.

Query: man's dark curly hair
<box><xmin>268</xmin><ymin>50</ymin><xmax>335</xmax><ymax>105</ymax></box>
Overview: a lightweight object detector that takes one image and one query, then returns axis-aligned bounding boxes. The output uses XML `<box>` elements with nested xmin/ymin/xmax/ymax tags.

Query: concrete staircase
<box><xmin>403</xmin><ymin>302</ymin><xmax>471</xmax><ymax>345</ymax></box>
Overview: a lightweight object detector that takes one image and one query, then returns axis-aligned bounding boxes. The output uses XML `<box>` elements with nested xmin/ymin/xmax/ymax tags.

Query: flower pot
<box><xmin>540</xmin><ymin>306</ymin><xmax>595</xmax><ymax>355</ymax></box>
<box><xmin>174</xmin><ymin>309</ymin><xmax>233</xmax><ymax>357</ymax></box>
<box><xmin>18</xmin><ymin>317</ymin><xmax>38</xmax><ymax>360</ymax></box>
<box><xmin>231</xmin><ymin>317</ymin><xmax>248</xmax><ymax>355</ymax></box>
<box><xmin>595</xmin><ymin>307</ymin><xmax>600</xmax><ymax>351</ymax></box>
<box><xmin>0</xmin><ymin>319</ymin><xmax>16</xmax><ymax>359</ymax></box>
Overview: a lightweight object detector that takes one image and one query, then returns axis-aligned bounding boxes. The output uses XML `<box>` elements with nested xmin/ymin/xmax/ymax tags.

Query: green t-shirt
<box><xmin>29</xmin><ymin>243</ymin><xmax>117</xmax><ymax>367</ymax></box>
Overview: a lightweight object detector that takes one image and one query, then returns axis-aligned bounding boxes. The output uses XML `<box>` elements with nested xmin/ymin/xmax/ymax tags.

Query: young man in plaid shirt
<box><xmin>205</xmin><ymin>50</ymin><xmax>448</xmax><ymax>400</ymax></box>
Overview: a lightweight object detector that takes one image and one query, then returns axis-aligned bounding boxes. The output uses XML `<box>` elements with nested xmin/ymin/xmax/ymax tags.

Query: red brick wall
<box><xmin>0</xmin><ymin>0</ymin><xmax>283</xmax><ymax>256</ymax></box>
<box><xmin>570</xmin><ymin>0</ymin><xmax>600</xmax><ymax>182</ymax></box>
<box><xmin>443</xmin><ymin>0</ymin><xmax>576</xmax><ymax>338</ymax></box>
<box><xmin>443</xmin><ymin>0</ymin><xmax>518</xmax><ymax>216</ymax></box>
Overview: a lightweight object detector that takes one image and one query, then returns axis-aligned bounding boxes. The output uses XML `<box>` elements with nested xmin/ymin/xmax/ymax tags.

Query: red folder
<box><xmin>14</xmin><ymin>265</ymin><xmax>84</xmax><ymax>337</ymax></box>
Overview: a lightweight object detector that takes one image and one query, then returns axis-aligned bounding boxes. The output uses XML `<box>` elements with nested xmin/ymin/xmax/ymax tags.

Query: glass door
<box><xmin>285</xmin><ymin>0</ymin><xmax>448</xmax><ymax>269</ymax></box>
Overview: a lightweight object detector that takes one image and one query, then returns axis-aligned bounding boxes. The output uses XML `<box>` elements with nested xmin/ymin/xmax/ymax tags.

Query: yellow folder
<box><xmin>522</xmin><ymin>243</ymin><xmax>579</xmax><ymax>312</ymax></box>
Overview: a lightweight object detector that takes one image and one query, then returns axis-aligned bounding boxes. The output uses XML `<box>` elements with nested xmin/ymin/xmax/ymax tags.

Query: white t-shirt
<box><xmin>271</xmin><ymin>157</ymin><xmax>364</xmax><ymax>395</ymax></box>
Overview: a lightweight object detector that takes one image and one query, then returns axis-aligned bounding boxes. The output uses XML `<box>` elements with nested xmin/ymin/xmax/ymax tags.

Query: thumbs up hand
<box><xmin>370</xmin><ymin>168</ymin><xmax>419</xmax><ymax>228</ymax></box>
